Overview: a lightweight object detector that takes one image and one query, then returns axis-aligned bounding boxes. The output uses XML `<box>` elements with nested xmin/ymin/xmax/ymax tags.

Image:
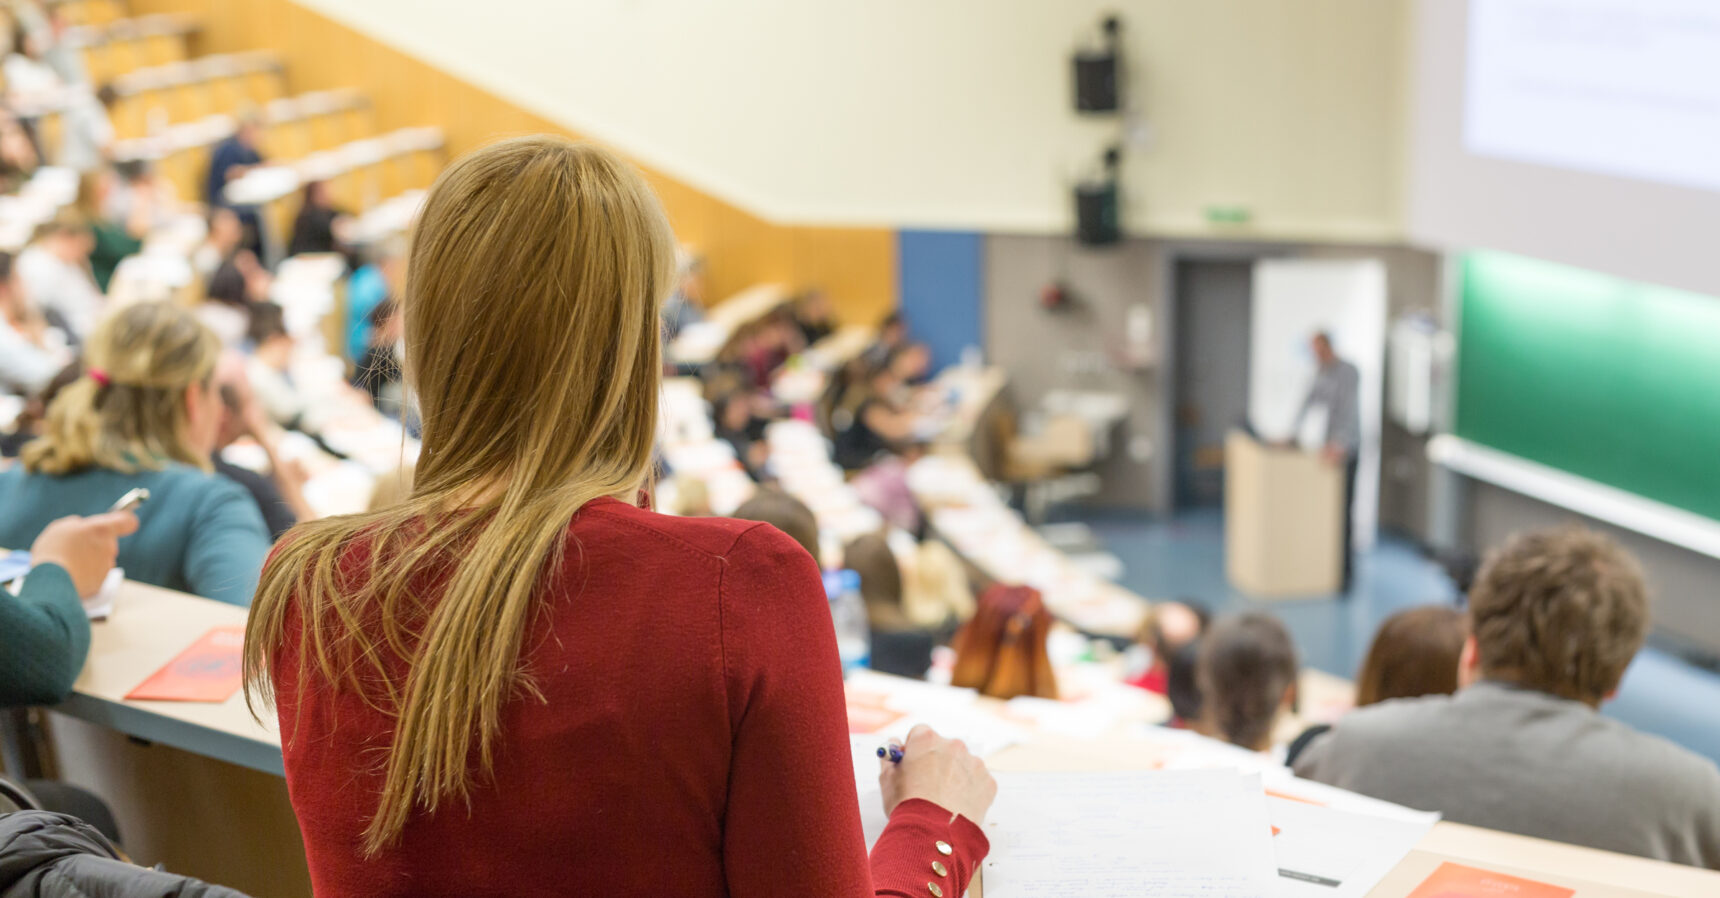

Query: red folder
<box><xmin>1407</xmin><ymin>862</ymin><xmax>1575</xmax><ymax>898</ymax></box>
<box><xmin>125</xmin><ymin>626</ymin><xmax>246</xmax><ymax>703</ymax></box>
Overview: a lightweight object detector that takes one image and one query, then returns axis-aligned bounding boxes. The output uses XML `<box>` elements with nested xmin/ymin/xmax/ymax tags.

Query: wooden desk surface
<box><xmin>59</xmin><ymin>579</ymin><xmax>282</xmax><ymax>775</ymax></box>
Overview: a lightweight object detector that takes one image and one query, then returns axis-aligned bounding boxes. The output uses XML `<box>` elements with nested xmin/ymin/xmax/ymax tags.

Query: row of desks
<box><xmin>40</xmin><ymin>579</ymin><xmax>1720</xmax><ymax>897</ymax></box>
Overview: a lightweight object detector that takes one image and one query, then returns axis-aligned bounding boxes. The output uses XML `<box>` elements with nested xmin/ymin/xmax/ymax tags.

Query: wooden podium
<box><xmin>1224</xmin><ymin>430</ymin><xmax>1344</xmax><ymax>598</ymax></box>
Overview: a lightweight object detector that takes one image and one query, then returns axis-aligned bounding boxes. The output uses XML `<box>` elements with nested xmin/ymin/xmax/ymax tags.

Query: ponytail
<box><xmin>21</xmin><ymin>302</ymin><xmax>219</xmax><ymax>475</ymax></box>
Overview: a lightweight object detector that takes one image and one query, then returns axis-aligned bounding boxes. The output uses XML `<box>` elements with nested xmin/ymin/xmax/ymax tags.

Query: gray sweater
<box><xmin>1293</xmin><ymin>681</ymin><xmax>1720</xmax><ymax>868</ymax></box>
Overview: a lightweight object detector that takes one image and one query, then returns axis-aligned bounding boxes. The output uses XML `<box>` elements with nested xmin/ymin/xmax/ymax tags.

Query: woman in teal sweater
<box><xmin>1</xmin><ymin>512</ymin><xmax>137</xmax><ymax>706</ymax></box>
<box><xmin>0</xmin><ymin>302</ymin><xmax>270</xmax><ymax>607</ymax></box>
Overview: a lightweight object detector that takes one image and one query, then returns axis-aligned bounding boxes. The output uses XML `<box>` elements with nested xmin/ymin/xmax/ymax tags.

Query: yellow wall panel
<box><xmin>127</xmin><ymin>0</ymin><xmax>899</xmax><ymax>320</ymax></box>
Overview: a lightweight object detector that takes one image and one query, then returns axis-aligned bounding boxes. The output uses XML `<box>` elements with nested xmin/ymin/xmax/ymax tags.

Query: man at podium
<box><xmin>1292</xmin><ymin>331</ymin><xmax>1360</xmax><ymax>591</ymax></box>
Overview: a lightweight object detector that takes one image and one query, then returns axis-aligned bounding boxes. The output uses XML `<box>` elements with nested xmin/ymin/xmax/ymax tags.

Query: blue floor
<box><xmin>1071</xmin><ymin>506</ymin><xmax>1720</xmax><ymax>767</ymax></box>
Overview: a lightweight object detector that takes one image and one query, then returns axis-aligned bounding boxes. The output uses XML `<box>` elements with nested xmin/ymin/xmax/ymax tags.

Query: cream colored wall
<box><xmin>277</xmin><ymin>0</ymin><xmax>1411</xmax><ymax>241</ymax></box>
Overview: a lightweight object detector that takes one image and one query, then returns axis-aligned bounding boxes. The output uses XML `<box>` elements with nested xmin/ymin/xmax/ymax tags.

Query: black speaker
<box><xmin>1074</xmin><ymin>179</ymin><xmax>1120</xmax><ymax>246</ymax></box>
<box><xmin>1074</xmin><ymin>51</ymin><xmax>1118</xmax><ymax>113</ymax></box>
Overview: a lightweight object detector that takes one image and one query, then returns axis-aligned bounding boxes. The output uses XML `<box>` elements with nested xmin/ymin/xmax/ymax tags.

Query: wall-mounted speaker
<box><xmin>1073</xmin><ymin>16</ymin><xmax>1122</xmax><ymax>114</ymax></box>
<box><xmin>1074</xmin><ymin>180</ymin><xmax>1120</xmax><ymax>246</ymax></box>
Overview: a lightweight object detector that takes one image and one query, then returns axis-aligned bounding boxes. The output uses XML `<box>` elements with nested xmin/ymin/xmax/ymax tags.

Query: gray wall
<box><xmin>983</xmin><ymin>234</ymin><xmax>1165</xmax><ymax>509</ymax></box>
<box><xmin>1463</xmin><ymin>480</ymin><xmax>1720</xmax><ymax>655</ymax></box>
<box><xmin>983</xmin><ymin>233</ymin><xmax>1443</xmax><ymax>529</ymax></box>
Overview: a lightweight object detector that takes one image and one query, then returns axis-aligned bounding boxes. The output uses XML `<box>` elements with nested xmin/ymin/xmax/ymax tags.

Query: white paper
<box><xmin>1270</xmin><ymin>795</ymin><xmax>1435</xmax><ymax>898</ymax></box>
<box><xmin>982</xmin><ymin>770</ymin><xmax>1278</xmax><ymax>898</ymax></box>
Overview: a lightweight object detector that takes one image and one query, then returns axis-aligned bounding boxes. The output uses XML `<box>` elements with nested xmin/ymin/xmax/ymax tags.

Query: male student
<box><xmin>1294</xmin><ymin>526</ymin><xmax>1720</xmax><ymax>868</ymax></box>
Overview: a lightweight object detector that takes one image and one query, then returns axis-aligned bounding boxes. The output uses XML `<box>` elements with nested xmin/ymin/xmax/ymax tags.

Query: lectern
<box><xmin>1224</xmin><ymin>430</ymin><xmax>1344</xmax><ymax>597</ymax></box>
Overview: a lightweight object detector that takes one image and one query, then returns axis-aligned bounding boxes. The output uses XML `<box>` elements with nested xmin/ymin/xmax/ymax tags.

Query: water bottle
<box><xmin>824</xmin><ymin>569</ymin><xmax>870</xmax><ymax>675</ymax></box>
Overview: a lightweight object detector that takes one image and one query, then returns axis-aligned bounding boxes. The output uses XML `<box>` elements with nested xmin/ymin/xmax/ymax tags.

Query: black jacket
<box><xmin>0</xmin><ymin>811</ymin><xmax>252</xmax><ymax>898</ymax></box>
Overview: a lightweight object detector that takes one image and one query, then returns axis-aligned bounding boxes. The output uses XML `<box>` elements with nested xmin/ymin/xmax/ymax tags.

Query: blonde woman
<box><xmin>0</xmin><ymin>302</ymin><xmax>271</xmax><ymax>607</ymax></box>
<box><xmin>245</xmin><ymin>137</ymin><xmax>995</xmax><ymax>897</ymax></box>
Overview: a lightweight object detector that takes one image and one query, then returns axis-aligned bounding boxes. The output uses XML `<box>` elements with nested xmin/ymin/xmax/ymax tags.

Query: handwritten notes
<box><xmin>126</xmin><ymin>626</ymin><xmax>246</xmax><ymax>702</ymax></box>
<box><xmin>982</xmin><ymin>770</ymin><xmax>1278</xmax><ymax>897</ymax></box>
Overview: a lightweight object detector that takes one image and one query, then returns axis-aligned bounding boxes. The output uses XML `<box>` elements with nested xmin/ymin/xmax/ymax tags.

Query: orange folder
<box><xmin>125</xmin><ymin>626</ymin><xmax>246</xmax><ymax>703</ymax></box>
<box><xmin>1407</xmin><ymin>862</ymin><xmax>1576</xmax><ymax>898</ymax></box>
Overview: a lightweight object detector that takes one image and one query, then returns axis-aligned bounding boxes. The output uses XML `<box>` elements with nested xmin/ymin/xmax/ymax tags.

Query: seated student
<box><xmin>211</xmin><ymin>352</ymin><xmax>312</xmax><ymax>541</ymax></box>
<box><xmin>242</xmin><ymin>137</ymin><xmax>992</xmax><ymax>897</ymax></box>
<box><xmin>1285</xmin><ymin>604</ymin><xmax>1466</xmax><ymax>767</ymax></box>
<box><xmin>0</xmin><ymin>112</ymin><xmax>40</xmax><ymax>194</ymax></box>
<box><xmin>793</xmin><ymin>288</ymin><xmax>835</xmax><ymax>346</ymax></box>
<box><xmin>1196</xmin><ymin>613</ymin><xmax>1299</xmax><ymax>754</ymax></box>
<box><xmin>659</xmin><ymin>249</ymin><xmax>705</xmax><ymax>342</ymax></box>
<box><xmin>833</xmin><ymin>362</ymin><xmax>917</xmax><ymax>471</ymax></box>
<box><xmin>285</xmin><ymin>180</ymin><xmax>352</xmax><ymax>260</ymax></box>
<box><xmin>1164</xmin><ymin>641</ymin><xmax>1205</xmax><ymax>729</ymax></box>
<box><xmin>1127</xmin><ymin>600</ymin><xmax>1210</xmax><ymax>695</ymax></box>
<box><xmin>1294</xmin><ymin>527</ymin><xmax>1720</xmax><ymax>867</ymax></box>
<box><xmin>77</xmin><ymin>167</ymin><xmax>151</xmax><ymax>293</ymax></box>
<box><xmin>740</xmin><ymin>310</ymin><xmax>803</xmax><ymax>390</ymax></box>
<box><xmin>861</xmin><ymin>311</ymin><xmax>908</xmax><ymax>371</ymax></box>
<box><xmin>0</xmin><ymin>251</ymin><xmax>70</xmax><ymax>400</ymax></box>
<box><xmin>17</xmin><ymin>214</ymin><xmax>103</xmax><ymax>342</ymax></box>
<box><xmin>2</xmin><ymin>512</ymin><xmax>137</xmax><ymax>846</ymax></box>
<box><xmin>845</xmin><ymin>533</ymin><xmax>936</xmax><ymax>679</ymax></box>
<box><xmin>0</xmin><ymin>302</ymin><xmax>271</xmax><ymax>607</ymax></box>
<box><xmin>730</xmin><ymin>486</ymin><xmax>821</xmax><ymax>565</ymax></box>
<box><xmin>886</xmin><ymin>341</ymin><xmax>933</xmax><ymax>390</ymax></box>
<box><xmin>193</xmin><ymin>206</ymin><xmax>244</xmax><ymax>280</ymax></box>
<box><xmin>713</xmin><ymin>389</ymin><xmax>770</xmax><ymax>481</ymax></box>
<box><xmin>2</xmin><ymin>513</ymin><xmax>137</xmax><ymax>706</ymax></box>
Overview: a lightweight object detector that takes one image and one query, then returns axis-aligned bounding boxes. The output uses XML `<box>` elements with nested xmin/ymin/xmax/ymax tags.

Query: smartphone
<box><xmin>109</xmin><ymin>488</ymin><xmax>150</xmax><ymax>514</ymax></box>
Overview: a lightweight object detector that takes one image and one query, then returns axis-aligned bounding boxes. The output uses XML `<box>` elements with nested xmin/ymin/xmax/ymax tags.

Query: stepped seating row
<box><xmin>109</xmin><ymin>51</ymin><xmax>288</xmax><ymax>140</ymax></box>
<box><xmin>64</xmin><ymin>12</ymin><xmax>197</xmax><ymax>84</ymax></box>
<box><xmin>46</xmin><ymin>0</ymin><xmax>129</xmax><ymax>28</ymax></box>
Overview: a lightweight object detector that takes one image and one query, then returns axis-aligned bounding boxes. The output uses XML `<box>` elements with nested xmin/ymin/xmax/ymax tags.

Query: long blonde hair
<box><xmin>243</xmin><ymin>136</ymin><xmax>675</xmax><ymax>855</ymax></box>
<box><xmin>23</xmin><ymin>301</ymin><xmax>219</xmax><ymax>475</ymax></box>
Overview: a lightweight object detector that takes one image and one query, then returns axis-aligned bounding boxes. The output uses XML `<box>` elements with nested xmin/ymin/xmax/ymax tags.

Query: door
<box><xmin>1173</xmin><ymin>259</ymin><xmax>1254</xmax><ymax>508</ymax></box>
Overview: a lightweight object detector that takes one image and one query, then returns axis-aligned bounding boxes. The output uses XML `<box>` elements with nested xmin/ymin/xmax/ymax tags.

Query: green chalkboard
<box><xmin>1455</xmin><ymin>251</ymin><xmax>1720</xmax><ymax>522</ymax></box>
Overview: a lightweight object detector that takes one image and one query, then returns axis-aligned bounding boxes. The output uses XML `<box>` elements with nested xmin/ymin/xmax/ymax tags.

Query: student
<box><xmin>1</xmin><ymin>512</ymin><xmax>137</xmax><ymax>846</ymax></box>
<box><xmin>833</xmin><ymin>362</ymin><xmax>916</xmax><ymax>471</ymax></box>
<box><xmin>793</xmin><ymin>288</ymin><xmax>835</xmax><ymax>346</ymax></box>
<box><xmin>713</xmin><ymin>389</ymin><xmax>770</xmax><ymax>481</ymax></box>
<box><xmin>1294</xmin><ymin>527</ymin><xmax>1720</xmax><ymax>867</ymax></box>
<box><xmin>845</xmin><ymin>533</ymin><xmax>936</xmax><ymax>679</ymax></box>
<box><xmin>1196</xmin><ymin>613</ymin><xmax>1298</xmax><ymax>753</ymax></box>
<box><xmin>211</xmin><ymin>352</ymin><xmax>312</xmax><ymax>541</ymax></box>
<box><xmin>1</xmin><ymin>513</ymin><xmax>138</xmax><ymax>707</ymax></box>
<box><xmin>0</xmin><ymin>251</ymin><xmax>69</xmax><ymax>398</ymax></box>
<box><xmin>17</xmin><ymin>214</ymin><xmax>103</xmax><ymax>341</ymax></box>
<box><xmin>242</xmin><ymin>137</ymin><xmax>993</xmax><ymax>898</ymax></box>
<box><xmin>77</xmin><ymin>168</ymin><xmax>150</xmax><ymax>293</ymax></box>
<box><xmin>205</xmin><ymin>114</ymin><xmax>266</xmax><ymax>256</ymax></box>
<box><xmin>0</xmin><ymin>302</ymin><xmax>271</xmax><ymax>607</ymax></box>
<box><xmin>861</xmin><ymin>311</ymin><xmax>908</xmax><ymax>370</ymax></box>
<box><xmin>1284</xmin><ymin>605</ymin><xmax>1465</xmax><ymax>766</ymax></box>
<box><xmin>730</xmin><ymin>486</ymin><xmax>820</xmax><ymax>565</ymax></box>
<box><xmin>1127</xmin><ymin>600</ymin><xmax>1211</xmax><ymax>696</ymax></box>
<box><xmin>285</xmin><ymin>180</ymin><xmax>351</xmax><ymax>260</ymax></box>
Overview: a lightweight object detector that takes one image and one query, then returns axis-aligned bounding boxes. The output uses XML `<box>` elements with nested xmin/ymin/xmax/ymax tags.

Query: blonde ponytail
<box><xmin>244</xmin><ymin>136</ymin><xmax>675</xmax><ymax>856</ymax></box>
<box><xmin>22</xmin><ymin>302</ymin><xmax>220</xmax><ymax>475</ymax></box>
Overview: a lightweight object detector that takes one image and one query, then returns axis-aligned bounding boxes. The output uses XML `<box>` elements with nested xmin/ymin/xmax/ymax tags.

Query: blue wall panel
<box><xmin>897</xmin><ymin>230</ymin><xmax>984</xmax><ymax>372</ymax></box>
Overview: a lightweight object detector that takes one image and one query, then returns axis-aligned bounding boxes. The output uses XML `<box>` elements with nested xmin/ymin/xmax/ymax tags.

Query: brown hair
<box><xmin>1467</xmin><ymin>526</ymin><xmax>1648</xmax><ymax>703</ymax></box>
<box><xmin>243</xmin><ymin>136</ymin><xmax>675</xmax><ymax>855</ymax></box>
<box><xmin>1197</xmin><ymin>613</ymin><xmax>1298</xmax><ymax>752</ymax></box>
<box><xmin>844</xmin><ymin>533</ymin><xmax>905</xmax><ymax>627</ymax></box>
<box><xmin>1354</xmin><ymin>605</ymin><xmax>1466</xmax><ymax>707</ymax></box>
<box><xmin>23</xmin><ymin>302</ymin><xmax>220</xmax><ymax>475</ymax></box>
<box><xmin>950</xmin><ymin>584</ymin><xmax>1057</xmax><ymax>700</ymax></box>
<box><xmin>731</xmin><ymin>488</ymin><xmax>820</xmax><ymax>567</ymax></box>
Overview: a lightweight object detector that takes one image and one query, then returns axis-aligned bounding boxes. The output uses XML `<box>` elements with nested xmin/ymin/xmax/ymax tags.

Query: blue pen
<box><xmin>876</xmin><ymin>745</ymin><xmax>904</xmax><ymax>764</ymax></box>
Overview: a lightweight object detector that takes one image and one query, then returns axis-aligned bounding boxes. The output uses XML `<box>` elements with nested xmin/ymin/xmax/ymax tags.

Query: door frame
<box><xmin>1152</xmin><ymin>240</ymin><xmax>1296</xmax><ymax>517</ymax></box>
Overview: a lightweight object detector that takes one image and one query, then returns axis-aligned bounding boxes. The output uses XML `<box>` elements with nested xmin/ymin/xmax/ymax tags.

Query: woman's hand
<box><xmin>30</xmin><ymin>512</ymin><xmax>140</xmax><ymax>597</ymax></box>
<box><xmin>879</xmin><ymin>724</ymin><xmax>998</xmax><ymax>826</ymax></box>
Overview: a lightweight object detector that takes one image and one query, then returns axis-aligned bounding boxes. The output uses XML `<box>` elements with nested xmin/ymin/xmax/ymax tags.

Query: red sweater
<box><xmin>273</xmin><ymin>496</ymin><xmax>988</xmax><ymax>897</ymax></box>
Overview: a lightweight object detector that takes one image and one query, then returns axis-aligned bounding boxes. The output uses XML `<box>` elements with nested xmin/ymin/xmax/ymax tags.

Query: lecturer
<box><xmin>1292</xmin><ymin>331</ymin><xmax>1360</xmax><ymax>592</ymax></box>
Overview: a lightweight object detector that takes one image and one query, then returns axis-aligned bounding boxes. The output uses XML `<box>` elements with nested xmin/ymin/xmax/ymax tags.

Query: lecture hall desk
<box><xmin>37</xmin><ymin>580</ymin><xmax>1720</xmax><ymax>898</ymax></box>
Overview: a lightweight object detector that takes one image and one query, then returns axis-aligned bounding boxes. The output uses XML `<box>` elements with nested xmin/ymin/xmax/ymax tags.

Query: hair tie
<box><xmin>88</xmin><ymin>367</ymin><xmax>110</xmax><ymax>388</ymax></box>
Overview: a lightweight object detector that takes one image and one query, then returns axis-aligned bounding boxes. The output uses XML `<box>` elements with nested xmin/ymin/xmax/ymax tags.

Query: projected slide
<box><xmin>1464</xmin><ymin>0</ymin><xmax>1720</xmax><ymax>192</ymax></box>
